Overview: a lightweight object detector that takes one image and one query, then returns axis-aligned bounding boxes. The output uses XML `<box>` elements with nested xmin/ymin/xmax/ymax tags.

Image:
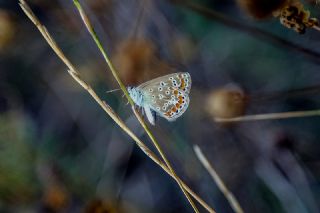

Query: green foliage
<box><xmin>0</xmin><ymin>111</ymin><xmax>39</xmax><ymax>204</ymax></box>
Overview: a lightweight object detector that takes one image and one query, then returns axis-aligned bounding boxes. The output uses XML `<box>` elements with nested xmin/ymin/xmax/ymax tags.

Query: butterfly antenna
<box><xmin>106</xmin><ymin>88</ymin><xmax>121</xmax><ymax>93</ymax></box>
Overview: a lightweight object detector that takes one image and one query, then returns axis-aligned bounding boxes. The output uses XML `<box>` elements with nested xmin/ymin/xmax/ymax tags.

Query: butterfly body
<box><xmin>128</xmin><ymin>72</ymin><xmax>191</xmax><ymax>125</ymax></box>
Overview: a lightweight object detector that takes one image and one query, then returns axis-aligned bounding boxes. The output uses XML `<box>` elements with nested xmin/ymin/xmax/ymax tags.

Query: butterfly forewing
<box><xmin>138</xmin><ymin>72</ymin><xmax>191</xmax><ymax>94</ymax></box>
<box><xmin>139</xmin><ymin>72</ymin><xmax>191</xmax><ymax>121</ymax></box>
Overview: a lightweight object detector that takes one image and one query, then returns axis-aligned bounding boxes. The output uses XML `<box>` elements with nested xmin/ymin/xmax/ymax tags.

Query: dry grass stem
<box><xmin>214</xmin><ymin>109</ymin><xmax>320</xmax><ymax>123</ymax></box>
<box><xmin>132</xmin><ymin>107</ymin><xmax>201</xmax><ymax>212</ymax></box>
<box><xmin>313</xmin><ymin>25</ymin><xmax>320</xmax><ymax>31</ymax></box>
<box><xmin>19</xmin><ymin>0</ymin><xmax>213</xmax><ymax>212</ymax></box>
<box><xmin>72</xmin><ymin>0</ymin><xmax>133</xmax><ymax>106</ymax></box>
<box><xmin>194</xmin><ymin>145</ymin><xmax>244</xmax><ymax>213</ymax></box>
<box><xmin>72</xmin><ymin>0</ymin><xmax>199</xmax><ymax>212</ymax></box>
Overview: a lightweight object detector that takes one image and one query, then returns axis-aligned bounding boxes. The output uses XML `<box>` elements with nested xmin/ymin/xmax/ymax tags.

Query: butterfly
<box><xmin>128</xmin><ymin>72</ymin><xmax>191</xmax><ymax>125</ymax></box>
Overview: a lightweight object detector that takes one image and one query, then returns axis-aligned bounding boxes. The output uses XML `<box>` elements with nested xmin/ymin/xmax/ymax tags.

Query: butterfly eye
<box><xmin>160</xmin><ymin>82</ymin><xmax>165</xmax><ymax>86</ymax></box>
<box><xmin>158</xmin><ymin>87</ymin><xmax>163</xmax><ymax>91</ymax></box>
<box><xmin>169</xmin><ymin>77</ymin><xmax>174</xmax><ymax>80</ymax></box>
<box><xmin>165</xmin><ymin>91</ymin><xmax>170</xmax><ymax>95</ymax></box>
<box><xmin>162</xmin><ymin>106</ymin><xmax>166</xmax><ymax>110</ymax></box>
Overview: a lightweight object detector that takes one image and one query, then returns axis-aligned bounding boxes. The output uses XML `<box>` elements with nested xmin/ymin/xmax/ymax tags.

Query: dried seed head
<box><xmin>112</xmin><ymin>39</ymin><xmax>156</xmax><ymax>85</ymax></box>
<box><xmin>0</xmin><ymin>10</ymin><xmax>16</xmax><ymax>51</ymax></box>
<box><xmin>274</xmin><ymin>1</ymin><xmax>319</xmax><ymax>33</ymax></box>
<box><xmin>206</xmin><ymin>85</ymin><xmax>247</xmax><ymax>119</ymax></box>
<box><xmin>112</xmin><ymin>39</ymin><xmax>171</xmax><ymax>86</ymax></box>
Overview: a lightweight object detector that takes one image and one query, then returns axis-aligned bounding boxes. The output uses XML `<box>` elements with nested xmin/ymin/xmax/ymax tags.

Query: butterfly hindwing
<box><xmin>139</xmin><ymin>72</ymin><xmax>191</xmax><ymax>122</ymax></box>
<box><xmin>161</xmin><ymin>89</ymin><xmax>190</xmax><ymax>121</ymax></box>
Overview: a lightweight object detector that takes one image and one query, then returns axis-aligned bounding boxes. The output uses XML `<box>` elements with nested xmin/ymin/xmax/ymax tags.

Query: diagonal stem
<box><xmin>72</xmin><ymin>1</ymin><xmax>200</xmax><ymax>211</ymax></box>
<box><xmin>132</xmin><ymin>107</ymin><xmax>200</xmax><ymax>212</ymax></box>
<box><xmin>194</xmin><ymin>145</ymin><xmax>244</xmax><ymax>213</ymax></box>
<box><xmin>18</xmin><ymin>0</ymin><xmax>215</xmax><ymax>212</ymax></box>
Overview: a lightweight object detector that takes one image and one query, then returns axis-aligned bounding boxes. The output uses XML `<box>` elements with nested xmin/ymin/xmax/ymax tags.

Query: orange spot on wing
<box><xmin>180</xmin><ymin>79</ymin><xmax>185</xmax><ymax>90</ymax></box>
<box><xmin>165</xmin><ymin>111</ymin><xmax>171</xmax><ymax>117</ymax></box>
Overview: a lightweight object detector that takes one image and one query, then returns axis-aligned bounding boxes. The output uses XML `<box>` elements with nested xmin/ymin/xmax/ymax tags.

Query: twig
<box><xmin>313</xmin><ymin>25</ymin><xmax>320</xmax><ymax>32</ymax></box>
<box><xmin>215</xmin><ymin>109</ymin><xmax>320</xmax><ymax>123</ymax></box>
<box><xmin>72</xmin><ymin>1</ymin><xmax>200</xmax><ymax>212</ymax></box>
<box><xmin>136</xmin><ymin>107</ymin><xmax>201</xmax><ymax>212</ymax></box>
<box><xmin>194</xmin><ymin>145</ymin><xmax>244</xmax><ymax>213</ymax></box>
<box><xmin>19</xmin><ymin>0</ymin><xmax>214</xmax><ymax>212</ymax></box>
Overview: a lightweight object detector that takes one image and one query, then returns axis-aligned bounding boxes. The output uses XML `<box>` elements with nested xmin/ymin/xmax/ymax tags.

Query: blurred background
<box><xmin>1</xmin><ymin>0</ymin><xmax>320</xmax><ymax>212</ymax></box>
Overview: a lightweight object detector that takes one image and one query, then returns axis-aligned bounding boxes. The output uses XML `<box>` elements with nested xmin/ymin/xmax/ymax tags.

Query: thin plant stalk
<box><xmin>214</xmin><ymin>109</ymin><xmax>320</xmax><ymax>123</ymax></box>
<box><xmin>72</xmin><ymin>1</ymin><xmax>199</xmax><ymax>212</ymax></box>
<box><xmin>19</xmin><ymin>0</ymin><xmax>213</xmax><ymax>212</ymax></box>
<box><xmin>313</xmin><ymin>25</ymin><xmax>320</xmax><ymax>32</ymax></box>
<box><xmin>194</xmin><ymin>145</ymin><xmax>244</xmax><ymax>213</ymax></box>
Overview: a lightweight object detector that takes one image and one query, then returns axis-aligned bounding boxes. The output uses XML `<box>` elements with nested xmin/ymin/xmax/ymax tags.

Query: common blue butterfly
<box><xmin>128</xmin><ymin>72</ymin><xmax>191</xmax><ymax>125</ymax></box>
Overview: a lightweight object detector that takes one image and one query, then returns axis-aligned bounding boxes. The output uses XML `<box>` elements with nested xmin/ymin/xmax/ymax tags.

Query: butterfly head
<box><xmin>127</xmin><ymin>86</ymin><xmax>144</xmax><ymax>107</ymax></box>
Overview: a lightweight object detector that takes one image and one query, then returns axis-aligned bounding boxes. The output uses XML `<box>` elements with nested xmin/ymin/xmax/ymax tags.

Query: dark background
<box><xmin>1</xmin><ymin>0</ymin><xmax>320</xmax><ymax>212</ymax></box>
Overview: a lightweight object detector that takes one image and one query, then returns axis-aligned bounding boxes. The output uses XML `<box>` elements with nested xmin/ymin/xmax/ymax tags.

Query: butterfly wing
<box><xmin>161</xmin><ymin>89</ymin><xmax>190</xmax><ymax>121</ymax></box>
<box><xmin>139</xmin><ymin>72</ymin><xmax>191</xmax><ymax>121</ymax></box>
<box><xmin>138</xmin><ymin>72</ymin><xmax>191</xmax><ymax>94</ymax></box>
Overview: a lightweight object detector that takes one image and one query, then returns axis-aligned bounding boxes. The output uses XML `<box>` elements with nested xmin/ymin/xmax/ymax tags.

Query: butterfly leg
<box><xmin>144</xmin><ymin>105</ymin><xmax>155</xmax><ymax>125</ymax></box>
<box><xmin>152</xmin><ymin>110</ymin><xmax>157</xmax><ymax>123</ymax></box>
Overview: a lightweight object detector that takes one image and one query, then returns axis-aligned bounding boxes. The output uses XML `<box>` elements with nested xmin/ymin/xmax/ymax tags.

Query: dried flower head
<box><xmin>237</xmin><ymin>0</ymin><xmax>318</xmax><ymax>33</ymax></box>
<box><xmin>0</xmin><ymin>10</ymin><xmax>16</xmax><ymax>51</ymax></box>
<box><xmin>112</xmin><ymin>38</ymin><xmax>171</xmax><ymax>86</ymax></box>
<box><xmin>206</xmin><ymin>85</ymin><xmax>247</xmax><ymax>119</ymax></box>
<box><xmin>273</xmin><ymin>1</ymin><xmax>319</xmax><ymax>33</ymax></box>
<box><xmin>112</xmin><ymin>39</ymin><xmax>156</xmax><ymax>86</ymax></box>
<box><xmin>43</xmin><ymin>184</ymin><xmax>70</xmax><ymax>212</ymax></box>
